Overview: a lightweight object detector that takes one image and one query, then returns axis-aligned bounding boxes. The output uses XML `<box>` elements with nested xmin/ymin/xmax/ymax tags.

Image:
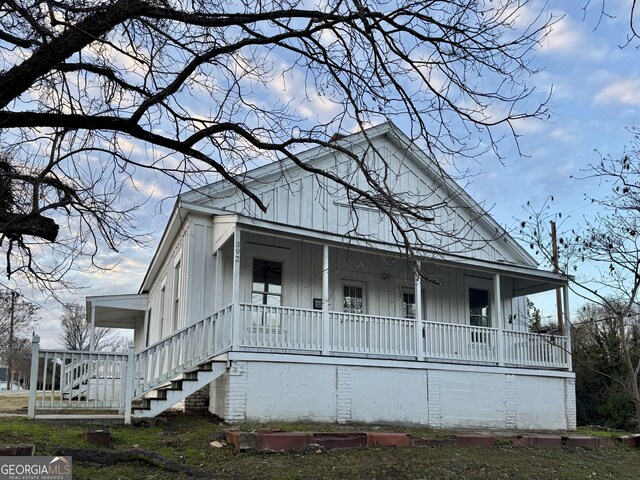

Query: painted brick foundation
<box><xmin>209</xmin><ymin>358</ymin><xmax>576</xmax><ymax>431</ymax></box>
<box><xmin>336</xmin><ymin>367</ymin><xmax>351</xmax><ymax>424</ymax></box>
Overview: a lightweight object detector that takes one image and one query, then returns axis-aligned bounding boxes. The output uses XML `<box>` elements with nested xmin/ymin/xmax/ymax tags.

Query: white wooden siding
<box><xmin>210</xmin><ymin>234</ymin><xmax>527</xmax><ymax>327</ymax></box>
<box><xmin>191</xmin><ymin>136</ymin><xmax>522</xmax><ymax>265</ymax></box>
<box><xmin>147</xmin><ymin>222</ymin><xmax>188</xmax><ymax>345</ymax></box>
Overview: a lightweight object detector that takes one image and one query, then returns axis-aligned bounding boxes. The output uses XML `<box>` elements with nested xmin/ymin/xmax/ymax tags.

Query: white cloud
<box><xmin>541</xmin><ymin>15</ymin><xmax>609</xmax><ymax>60</ymax></box>
<box><xmin>549</xmin><ymin>127</ymin><xmax>576</xmax><ymax>143</ymax></box>
<box><xmin>595</xmin><ymin>78</ymin><xmax>640</xmax><ymax>105</ymax></box>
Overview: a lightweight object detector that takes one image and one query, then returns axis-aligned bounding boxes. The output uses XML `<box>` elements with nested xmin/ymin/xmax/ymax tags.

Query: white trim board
<box><xmin>227</xmin><ymin>352</ymin><xmax>575</xmax><ymax>379</ymax></box>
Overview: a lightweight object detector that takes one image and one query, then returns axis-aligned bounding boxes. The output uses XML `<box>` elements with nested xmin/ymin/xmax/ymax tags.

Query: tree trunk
<box><xmin>617</xmin><ymin>315</ymin><xmax>640</xmax><ymax>428</ymax></box>
<box><xmin>54</xmin><ymin>447</ymin><xmax>212</xmax><ymax>478</ymax></box>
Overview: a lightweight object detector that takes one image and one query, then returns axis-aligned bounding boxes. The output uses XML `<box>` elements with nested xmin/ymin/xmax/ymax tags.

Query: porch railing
<box><xmin>503</xmin><ymin>330</ymin><xmax>569</xmax><ymax>369</ymax></box>
<box><xmin>330</xmin><ymin>312</ymin><xmax>418</xmax><ymax>357</ymax></box>
<box><xmin>238</xmin><ymin>304</ymin><xmax>322</xmax><ymax>350</ymax></box>
<box><xmin>425</xmin><ymin>321</ymin><xmax>499</xmax><ymax>364</ymax></box>
<box><xmin>134</xmin><ymin>304</ymin><xmax>233</xmax><ymax>398</ymax></box>
<box><xmin>28</xmin><ymin>346</ymin><xmax>129</xmax><ymax>412</ymax></box>
<box><xmin>235</xmin><ymin>304</ymin><xmax>570</xmax><ymax>369</ymax></box>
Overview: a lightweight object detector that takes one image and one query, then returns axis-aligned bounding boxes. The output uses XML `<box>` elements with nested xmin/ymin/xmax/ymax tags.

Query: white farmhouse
<box><xmin>30</xmin><ymin>123</ymin><xmax>575</xmax><ymax>429</ymax></box>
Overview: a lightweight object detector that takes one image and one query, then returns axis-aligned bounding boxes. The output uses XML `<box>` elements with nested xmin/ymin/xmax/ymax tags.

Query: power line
<box><xmin>0</xmin><ymin>282</ymin><xmax>46</xmax><ymax>309</ymax></box>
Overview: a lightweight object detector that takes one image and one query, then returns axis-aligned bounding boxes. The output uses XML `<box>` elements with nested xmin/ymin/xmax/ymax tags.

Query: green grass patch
<box><xmin>0</xmin><ymin>415</ymin><xmax>638</xmax><ymax>479</ymax></box>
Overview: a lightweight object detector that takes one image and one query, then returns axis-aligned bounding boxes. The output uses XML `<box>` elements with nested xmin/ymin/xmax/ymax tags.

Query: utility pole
<box><xmin>550</xmin><ymin>221</ymin><xmax>564</xmax><ymax>335</ymax></box>
<box><xmin>6</xmin><ymin>290</ymin><xmax>16</xmax><ymax>390</ymax></box>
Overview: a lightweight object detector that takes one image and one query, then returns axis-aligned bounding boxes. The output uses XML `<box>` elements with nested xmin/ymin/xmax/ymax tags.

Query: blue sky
<box><xmin>18</xmin><ymin>0</ymin><xmax>640</xmax><ymax>347</ymax></box>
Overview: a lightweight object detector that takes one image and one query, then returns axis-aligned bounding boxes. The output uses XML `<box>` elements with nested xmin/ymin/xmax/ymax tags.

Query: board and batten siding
<box><xmin>146</xmin><ymin>220</ymin><xmax>189</xmax><ymax>345</ymax></box>
<box><xmin>191</xmin><ymin>136</ymin><xmax>520</xmax><ymax>265</ymax></box>
<box><xmin>207</xmin><ymin>231</ymin><xmax>529</xmax><ymax>329</ymax></box>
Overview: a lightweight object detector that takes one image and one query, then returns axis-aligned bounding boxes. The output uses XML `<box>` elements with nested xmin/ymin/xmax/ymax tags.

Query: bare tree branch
<box><xmin>0</xmin><ymin>0</ymin><xmax>556</xmax><ymax>291</ymax></box>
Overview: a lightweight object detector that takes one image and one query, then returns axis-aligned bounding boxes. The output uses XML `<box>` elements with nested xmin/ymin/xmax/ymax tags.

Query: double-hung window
<box><xmin>343</xmin><ymin>284</ymin><xmax>364</xmax><ymax>314</ymax></box>
<box><xmin>469</xmin><ymin>287</ymin><xmax>490</xmax><ymax>342</ymax></box>
<box><xmin>403</xmin><ymin>291</ymin><xmax>416</xmax><ymax>319</ymax></box>
<box><xmin>251</xmin><ymin>259</ymin><xmax>283</xmax><ymax>326</ymax></box>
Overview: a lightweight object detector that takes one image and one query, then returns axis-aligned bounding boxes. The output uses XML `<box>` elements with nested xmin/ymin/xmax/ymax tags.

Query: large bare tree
<box><xmin>0</xmin><ymin>0</ymin><xmax>555</xmax><ymax>291</ymax></box>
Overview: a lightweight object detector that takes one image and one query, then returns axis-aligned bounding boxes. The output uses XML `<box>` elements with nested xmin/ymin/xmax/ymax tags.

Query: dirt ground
<box><xmin>0</xmin><ymin>390</ymin><xmax>28</xmax><ymax>413</ymax></box>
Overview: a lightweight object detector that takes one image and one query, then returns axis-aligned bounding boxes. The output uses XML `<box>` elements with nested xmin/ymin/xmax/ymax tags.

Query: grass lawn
<box><xmin>0</xmin><ymin>414</ymin><xmax>638</xmax><ymax>479</ymax></box>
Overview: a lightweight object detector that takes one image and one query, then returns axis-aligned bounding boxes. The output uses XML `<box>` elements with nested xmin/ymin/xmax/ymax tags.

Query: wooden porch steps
<box><xmin>131</xmin><ymin>361</ymin><xmax>226</xmax><ymax>418</ymax></box>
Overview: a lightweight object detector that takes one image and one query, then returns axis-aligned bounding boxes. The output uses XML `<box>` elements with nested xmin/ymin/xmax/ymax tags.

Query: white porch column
<box><xmin>322</xmin><ymin>244</ymin><xmax>330</xmax><ymax>355</ymax></box>
<box><xmin>494</xmin><ymin>273</ymin><xmax>504</xmax><ymax>366</ymax></box>
<box><xmin>89</xmin><ymin>303</ymin><xmax>96</xmax><ymax>351</ymax></box>
<box><xmin>563</xmin><ymin>285</ymin><xmax>573</xmax><ymax>371</ymax></box>
<box><xmin>231</xmin><ymin>229</ymin><xmax>241</xmax><ymax>349</ymax></box>
<box><xmin>414</xmin><ymin>261</ymin><xmax>424</xmax><ymax>360</ymax></box>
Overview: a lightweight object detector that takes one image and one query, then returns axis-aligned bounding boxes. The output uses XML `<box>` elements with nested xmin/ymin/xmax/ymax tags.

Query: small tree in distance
<box><xmin>59</xmin><ymin>304</ymin><xmax>126</xmax><ymax>352</ymax></box>
<box><xmin>572</xmin><ymin>303</ymin><xmax>639</xmax><ymax>429</ymax></box>
<box><xmin>520</xmin><ymin>132</ymin><xmax>640</xmax><ymax>427</ymax></box>
<box><xmin>0</xmin><ymin>290</ymin><xmax>39</xmax><ymax>389</ymax></box>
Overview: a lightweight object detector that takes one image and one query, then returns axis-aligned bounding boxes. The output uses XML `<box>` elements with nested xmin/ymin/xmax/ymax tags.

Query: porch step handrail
<box><xmin>64</xmin><ymin>351</ymin><xmax>126</xmax><ymax>399</ymax></box>
<box><xmin>133</xmin><ymin>304</ymin><xmax>233</xmax><ymax>399</ymax></box>
<box><xmin>62</xmin><ymin>356</ymin><xmax>89</xmax><ymax>394</ymax></box>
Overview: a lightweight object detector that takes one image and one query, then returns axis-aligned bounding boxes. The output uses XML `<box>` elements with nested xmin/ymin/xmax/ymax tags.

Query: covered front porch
<box><xmin>206</xmin><ymin>220</ymin><xmax>572</xmax><ymax>370</ymax></box>
<box><xmin>27</xmin><ymin>220</ymin><xmax>572</xmax><ymax>423</ymax></box>
<box><xmin>27</xmin><ymin>299</ymin><xmax>570</xmax><ymax>421</ymax></box>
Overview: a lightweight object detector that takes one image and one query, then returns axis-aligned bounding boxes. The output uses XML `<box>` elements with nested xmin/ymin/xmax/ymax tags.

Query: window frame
<box><xmin>342</xmin><ymin>281</ymin><xmax>366</xmax><ymax>314</ymax></box>
<box><xmin>250</xmin><ymin>258</ymin><xmax>284</xmax><ymax>327</ymax></box>
<box><xmin>400</xmin><ymin>287</ymin><xmax>426</xmax><ymax>320</ymax></box>
<box><xmin>172</xmin><ymin>259</ymin><xmax>181</xmax><ymax>331</ymax></box>
<box><xmin>159</xmin><ymin>276</ymin><xmax>167</xmax><ymax>336</ymax></box>
<box><xmin>464</xmin><ymin>276</ymin><xmax>494</xmax><ymax>344</ymax></box>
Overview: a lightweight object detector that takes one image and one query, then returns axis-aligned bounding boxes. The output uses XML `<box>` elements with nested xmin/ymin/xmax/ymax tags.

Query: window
<box><xmin>403</xmin><ymin>291</ymin><xmax>416</xmax><ymax>319</ymax></box>
<box><xmin>251</xmin><ymin>259</ymin><xmax>283</xmax><ymax>306</ymax></box>
<box><xmin>343</xmin><ymin>284</ymin><xmax>364</xmax><ymax>314</ymax></box>
<box><xmin>251</xmin><ymin>259</ymin><xmax>282</xmax><ymax>326</ymax></box>
<box><xmin>469</xmin><ymin>288</ymin><xmax>490</xmax><ymax>327</ymax></box>
<box><xmin>160</xmin><ymin>281</ymin><xmax>166</xmax><ymax>335</ymax></box>
<box><xmin>173</xmin><ymin>261</ymin><xmax>181</xmax><ymax>331</ymax></box>
<box><xmin>469</xmin><ymin>287</ymin><xmax>490</xmax><ymax>343</ymax></box>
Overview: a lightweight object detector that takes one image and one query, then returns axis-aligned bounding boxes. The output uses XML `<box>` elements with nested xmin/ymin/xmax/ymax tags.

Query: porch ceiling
<box><xmin>233</xmin><ymin>217</ymin><xmax>568</xmax><ymax>294</ymax></box>
<box><xmin>512</xmin><ymin>277</ymin><xmax>564</xmax><ymax>297</ymax></box>
<box><xmin>86</xmin><ymin>294</ymin><xmax>148</xmax><ymax>329</ymax></box>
